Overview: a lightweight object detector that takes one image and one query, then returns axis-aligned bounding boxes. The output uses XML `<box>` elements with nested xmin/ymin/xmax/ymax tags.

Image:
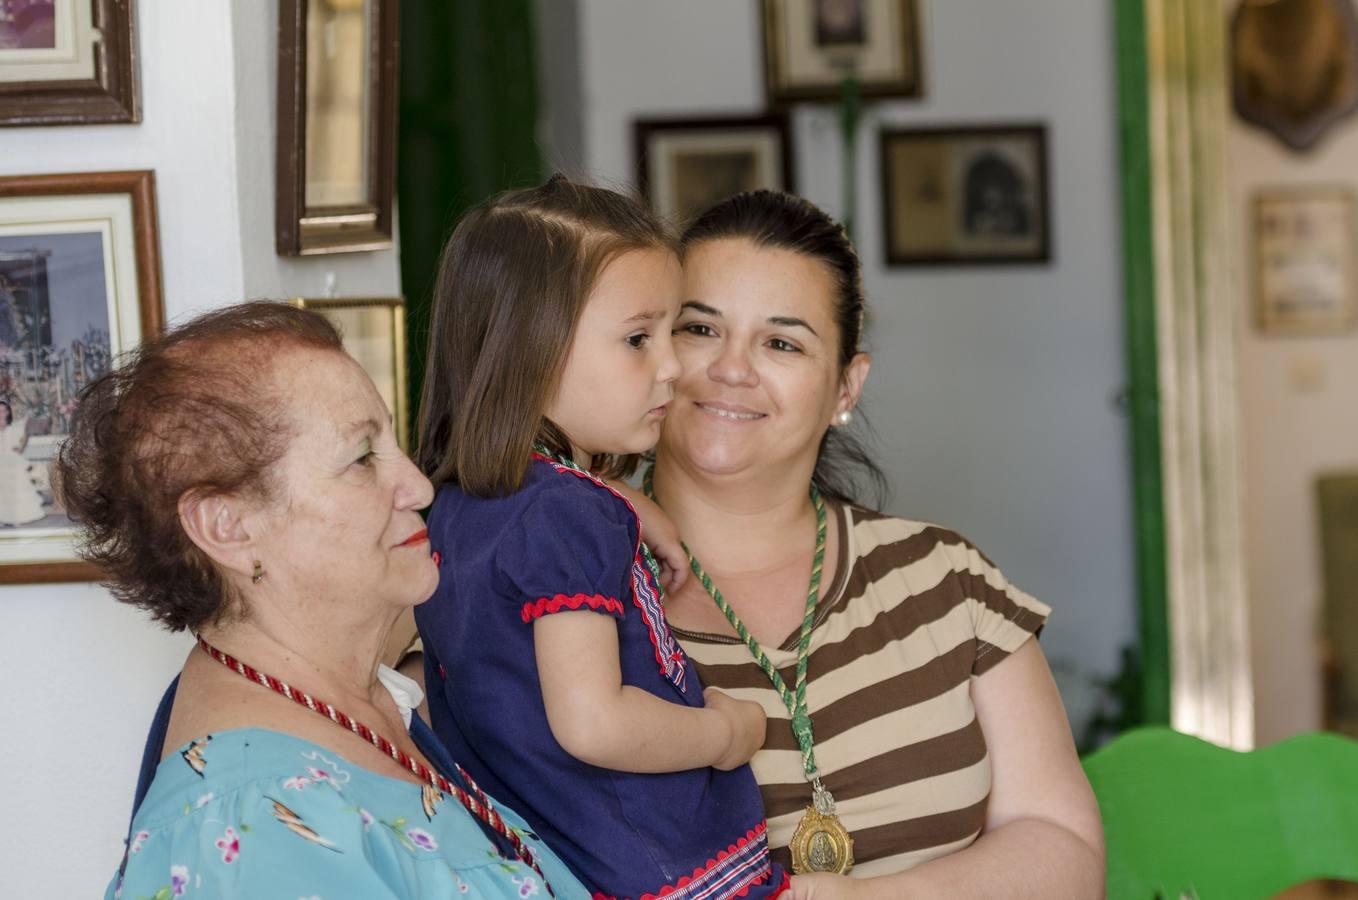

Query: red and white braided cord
<box><xmin>194</xmin><ymin>635</ymin><xmax>553</xmax><ymax>895</ymax></box>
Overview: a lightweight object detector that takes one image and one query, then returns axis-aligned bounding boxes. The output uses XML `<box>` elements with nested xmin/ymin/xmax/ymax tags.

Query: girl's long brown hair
<box><xmin>417</xmin><ymin>175</ymin><xmax>678</xmax><ymax>497</ymax></box>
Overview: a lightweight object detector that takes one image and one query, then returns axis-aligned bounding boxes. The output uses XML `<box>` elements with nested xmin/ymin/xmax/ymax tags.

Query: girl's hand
<box><xmin>787</xmin><ymin>873</ymin><xmax>861</xmax><ymax>900</ymax></box>
<box><xmin>704</xmin><ymin>687</ymin><xmax>766</xmax><ymax>770</ymax></box>
<box><xmin>606</xmin><ymin>479</ymin><xmax>689</xmax><ymax>593</ymax></box>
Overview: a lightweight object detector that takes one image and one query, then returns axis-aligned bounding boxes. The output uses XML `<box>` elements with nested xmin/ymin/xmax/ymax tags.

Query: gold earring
<box><xmin>251</xmin><ymin>561</ymin><xmax>264</xmax><ymax>584</ymax></box>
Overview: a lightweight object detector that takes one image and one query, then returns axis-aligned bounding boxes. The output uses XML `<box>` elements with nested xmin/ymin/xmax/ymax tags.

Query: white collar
<box><xmin>375</xmin><ymin>664</ymin><xmax>425</xmax><ymax>730</ymax></box>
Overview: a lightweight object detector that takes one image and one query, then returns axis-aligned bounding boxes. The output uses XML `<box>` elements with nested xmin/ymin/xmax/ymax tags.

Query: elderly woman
<box><xmin>640</xmin><ymin>192</ymin><xmax>1105</xmax><ymax>899</ymax></box>
<box><xmin>61</xmin><ymin>303</ymin><xmax>588</xmax><ymax>899</ymax></box>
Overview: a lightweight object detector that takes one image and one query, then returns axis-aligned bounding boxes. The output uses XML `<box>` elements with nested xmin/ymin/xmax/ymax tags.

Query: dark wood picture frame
<box><xmin>762</xmin><ymin>0</ymin><xmax>922</xmax><ymax>105</ymax></box>
<box><xmin>634</xmin><ymin>114</ymin><xmax>795</xmax><ymax>227</ymax></box>
<box><xmin>276</xmin><ymin>0</ymin><xmax>399</xmax><ymax>256</ymax></box>
<box><xmin>0</xmin><ymin>0</ymin><xmax>140</xmax><ymax>127</ymax></box>
<box><xmin>0</xmin><ymin>169</ymin><xmax>163</xmax><ymax>583</ymax></box>
<box><xmin>879</xmin><ymin>124</ymin><xmax>1051</xmax><ymax>266</ymax></box>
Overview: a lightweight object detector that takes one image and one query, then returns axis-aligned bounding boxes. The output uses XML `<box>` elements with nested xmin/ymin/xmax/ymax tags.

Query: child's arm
<box><xmin>535</xmin><ymin>610</ymin><xmax>766</xmax><ymax>772</ymax></box>
<box><xmin>606</xmin><ymin>479</ymin><xmax>689</xmax><ymax>593</ymax></box>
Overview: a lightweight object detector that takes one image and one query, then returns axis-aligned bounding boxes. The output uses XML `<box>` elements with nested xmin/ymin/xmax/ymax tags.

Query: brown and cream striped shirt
<box><xmin>673</xmin><ymin>502</ymin><xmax>1050</xmax><ymax>877</ymax></box>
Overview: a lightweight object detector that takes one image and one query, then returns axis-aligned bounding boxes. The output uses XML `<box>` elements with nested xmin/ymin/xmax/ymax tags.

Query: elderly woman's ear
<box><xmin>177</xmin><ymin>489</ymin><xmax>258</xmax><ymax>582</ymax></box>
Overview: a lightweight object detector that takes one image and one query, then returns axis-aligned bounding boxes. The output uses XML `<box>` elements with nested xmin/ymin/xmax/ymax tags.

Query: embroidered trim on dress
<box><xmin>590</xmin><ymin>823</ymin><xmax>784</xmax><ymax>900</ymax></box>
<box><xmin>521</xmin><ymin>593</ymin><xmax>626</xmax><ymax>623</ymax></box>
<box><xmin>531</xmin><ymin>454</ymin><xmax>689</xmax><ymax>690</ymax></box>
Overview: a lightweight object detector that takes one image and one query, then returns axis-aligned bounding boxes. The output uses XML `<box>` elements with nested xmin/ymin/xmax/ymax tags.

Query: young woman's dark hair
<box><xmin>680</xmin><ymin>190</ymin><xmax>886</xmax><ymax>506</ymax></box>
<box><xmin>417</xmin><ymin>175</ymin><xmax>679</xmax><ymax>496</ymax></box>
<box><xmin>55</xmin><ymin>301</ymin><xmax>343</xmax><ymax>632</ymax></box>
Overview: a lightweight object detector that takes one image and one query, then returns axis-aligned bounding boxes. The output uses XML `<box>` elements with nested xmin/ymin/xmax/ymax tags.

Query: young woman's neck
<box><xmin>650</xmin><ymin>452</ymin><xmax>817</xmax><ymax>571</ymax></box>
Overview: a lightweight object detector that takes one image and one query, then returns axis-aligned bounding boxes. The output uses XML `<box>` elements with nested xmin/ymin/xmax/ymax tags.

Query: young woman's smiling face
<box><xmin>661</xmin><ymin>238</ymin><xmax>867</xmax><ymax>482</ymax></box>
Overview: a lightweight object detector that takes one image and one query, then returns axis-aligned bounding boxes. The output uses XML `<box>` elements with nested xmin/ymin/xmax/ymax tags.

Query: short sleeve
<box><xmin>948</xmin><ymin>540</ymin><xmax>1051</xmax><ymax>677</ymax></box>
<box><xmin>494</xmin><ymin>481</ymin><xmax>636</xmax><ymax>624</ymax></box>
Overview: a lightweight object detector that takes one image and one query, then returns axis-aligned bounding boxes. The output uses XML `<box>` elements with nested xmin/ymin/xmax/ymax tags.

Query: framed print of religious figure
<box><xmin>1253</xmin><ymin>187</ymin><xmax>1356</xmax><ymax>335</ymax></box>
<box><xmin>762</xmin><ymin>0</ymin><xmax>922</xmax><ymax>104</ymax></box>
<box><xmin>634</xmin><ymin>115</ymin><xmax>794</xmax><ymax>228</ymax></box>
<box><xmin>277</xmin><ymin>0</ymin><xmax>399</xmax><ymax>255</ymax></box>
<box><xmin>0</xmin><ymin>169</ymin><xmax>163</xmax><ymax>582</ymax></box>
<box><xmin>880</xmin><ymin>124</ymin><xmax>1051</xmax><ymax>266</ymax></box>
<box><xmin>0</xmin><ymin>0</ymin><xmax>140</xmax><ymax>126</ymax></box>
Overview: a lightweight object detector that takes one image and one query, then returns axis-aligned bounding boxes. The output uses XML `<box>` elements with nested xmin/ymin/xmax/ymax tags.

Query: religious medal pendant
<box><xmin>789</xmin><ymin>776</ymin><xmax>854</xmax><ymax>875</ymax></box>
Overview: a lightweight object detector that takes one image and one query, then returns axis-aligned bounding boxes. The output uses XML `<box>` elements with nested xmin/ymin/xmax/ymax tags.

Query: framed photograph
<box><xmin>0</xmin><ymin>0</ymin><xmax>139</xmax><ymax>126</ymax></box>
<box><xmin>290</xmin><ymin>297</ymin><xmax>408</xmax><ymax>449</ymax></box>
<box><xmin>1252</xmin><ymin>187</ymin><xmax>1356</xmax><ymax>335</ymax></box>
<box><xmin>880</xmin><ymin>124</ymin><xmax>1051</xmax><ymax>266</ymax></box>
<box><xmin>0</xmin><ymin>170</ymin><xmax>162</xmax><ymax>583</ymax></box>
<box><xmin>277</xmin><ymin>0</ymin><xmax>399</xmax><ymax>256</ymax></box>
<box><xmin>762</xmin><ymin>0</ymin><xmax>921</xmax><ymax>105</ymax></box>
<box><xmin>634</xmin><ymin>115</ymin><xmax>794</xmax><ymax>228</ymax></box>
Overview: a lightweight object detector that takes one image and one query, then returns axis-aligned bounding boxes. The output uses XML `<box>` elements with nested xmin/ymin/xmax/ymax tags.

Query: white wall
<box><xmin>0</xmin><ymin>3</ymin><xmax>401</xmax><ymax>894</ymax></box>
<box><xmin>568</xmin><ymin>0</ymin><xmax>1137</xmax><ymax>722</ymax></box>
<box><xmin>1229</xmin><ymin>15</ymin><xmax>1358</xmax><ymax>742</ymax></box>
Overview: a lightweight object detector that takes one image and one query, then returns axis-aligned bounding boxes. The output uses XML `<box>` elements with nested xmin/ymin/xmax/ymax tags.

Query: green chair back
<box><xmin>1082</xmin><ymin>726</ymin><xmax>1358</xmax><ymax>898</ymax></box>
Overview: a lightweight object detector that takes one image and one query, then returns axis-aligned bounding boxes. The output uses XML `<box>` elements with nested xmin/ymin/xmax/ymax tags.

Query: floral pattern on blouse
<box><xmin>108</xmin><ymin>729</ymin><xmax>587</xmax><ymax>899</ymax></box>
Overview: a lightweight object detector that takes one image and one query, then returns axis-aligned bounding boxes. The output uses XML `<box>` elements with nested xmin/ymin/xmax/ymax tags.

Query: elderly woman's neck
<box><xmin>199</xmin><ymin>604</ymin><xmax>399</xmax><ymax>705</ymax></box>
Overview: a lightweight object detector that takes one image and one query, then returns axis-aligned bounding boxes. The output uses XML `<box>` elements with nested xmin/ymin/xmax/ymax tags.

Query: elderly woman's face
<box><xmin>662</xmin><ymin>238</ymin><xmax>857</xmax><ymax>481</ymax></box>
<box><xmin>254</xmin><ymin>347</ymin><xmax>436</xmax><ymax>615</ymax></box>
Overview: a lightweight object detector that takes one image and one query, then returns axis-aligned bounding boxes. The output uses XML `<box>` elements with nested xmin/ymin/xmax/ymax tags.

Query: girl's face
<box><xmin>547</xmin><ymin>248</ymin><xmax>682</xmax><ymax>462</ymax></box>
<box><xmin>660</xmin><ymin>238</ymin><xmax>868</xmax><ymax>482</ymax></box>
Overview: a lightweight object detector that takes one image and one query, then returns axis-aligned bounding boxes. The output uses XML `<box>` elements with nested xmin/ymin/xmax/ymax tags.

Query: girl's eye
<box><xmin>677</xmin><ymin>322</ymin><xmax>716</xmax><ymax>338</ymax></box>
<box><xmin>625</xmin><ymin>331</ymin><xmax>650</xmax><ymax>349</ymax></box>
<box><xmin>768</xmin><ymin>338</ymin><xmax>801</xmax><ymax>353</ymax></box>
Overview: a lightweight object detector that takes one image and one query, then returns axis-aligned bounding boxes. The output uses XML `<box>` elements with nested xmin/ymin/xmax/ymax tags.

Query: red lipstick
<box><xmin>397</xmin><ymin>528</ymin><xmax>429</xmax><ymax>548</ymax></box>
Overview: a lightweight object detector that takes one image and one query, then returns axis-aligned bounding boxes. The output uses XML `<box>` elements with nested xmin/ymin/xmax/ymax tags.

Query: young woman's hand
<box><xmin>704</xmin><ymin>687</ymin><xmax>767</xmax><ymax>770</ymax></box>
<box><xmin>787</xmin><ymin>873</ymin><xmax>861</xmax><ymax>900</ymax></box>
<box><xmin>605</xmin><ymin>478</ymin><xmax>689</xmax><ymax>593</ymax></box>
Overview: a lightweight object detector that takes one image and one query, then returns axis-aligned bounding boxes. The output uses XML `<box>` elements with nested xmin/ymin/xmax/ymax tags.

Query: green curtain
<box><xmin>397</xmin><ymin>0</ymin><xmax>545</xmax><ymax>446</ymax></box>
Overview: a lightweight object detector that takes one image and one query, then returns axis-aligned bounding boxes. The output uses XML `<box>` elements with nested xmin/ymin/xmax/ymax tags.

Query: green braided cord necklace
<box><xmin>642</xmin><ymin>464</ymin><xmax>854</xmax><ymax>874</ymax></box>
<box><xmin>642</xmin><ymin>465</ymin><xmax>828</xmax><ymax>782</ymax></box>
<box><xmin>531</xmin><ymin>444</ymin><xmax>666</xmax><ymax>591</ymax></box>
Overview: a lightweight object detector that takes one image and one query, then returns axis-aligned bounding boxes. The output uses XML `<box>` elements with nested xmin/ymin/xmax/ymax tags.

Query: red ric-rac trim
<box><xmin>531</xmin><ymin>453</ymin><xmax>689</xmax><ymax>689</ymax></box>
<box><xmin>521</xmin><ymin>593</ymin><xmax>625</xmax><ymax>623</ymax></box>
<box><xmin>590</xmin><ymin>823</ymin><xmax>786</xmax><ymax>900</ymax></box>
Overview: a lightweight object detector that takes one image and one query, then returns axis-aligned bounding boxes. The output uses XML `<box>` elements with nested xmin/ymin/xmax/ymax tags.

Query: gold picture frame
<box><xmin>1252</xmin><ymin>187</ymin><xmax>1357</xmax><ymax>335</ymax></box>
<box><xmin>290</xmin><ymin>297</ymin><xmax>408</xmax><ymax>449</ymax></box>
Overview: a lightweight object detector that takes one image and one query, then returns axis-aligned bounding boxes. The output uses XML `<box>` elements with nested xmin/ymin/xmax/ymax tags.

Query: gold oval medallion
<box><xmin>789</xmin><ymin>805</ymin><xmax>855</xmax><ymax>875</ymax></box>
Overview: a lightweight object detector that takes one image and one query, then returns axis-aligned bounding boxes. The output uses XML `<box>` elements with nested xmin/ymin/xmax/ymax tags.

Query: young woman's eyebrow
<box><xmin>679</xmin><ymin>300</ymin><xmax>721</xmax><ymax>317</ymax></box>
<box><xmin>768</xmin><ymin>315</ymin><xmax>818</xmax><ymax>336</ymax></box>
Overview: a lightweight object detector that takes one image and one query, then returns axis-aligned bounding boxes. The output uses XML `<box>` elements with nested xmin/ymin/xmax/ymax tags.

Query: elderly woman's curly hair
<box><xmin>55</xmin><ymin>301</ymin><xmax>343</xmax><ymax>632</ymax></box>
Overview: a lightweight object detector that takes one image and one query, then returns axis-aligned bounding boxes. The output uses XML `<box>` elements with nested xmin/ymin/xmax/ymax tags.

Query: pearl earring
<box><xmin>836</xmin><ymin>410</ymin><xmax>852</xmax><ymax>426</ymax></box>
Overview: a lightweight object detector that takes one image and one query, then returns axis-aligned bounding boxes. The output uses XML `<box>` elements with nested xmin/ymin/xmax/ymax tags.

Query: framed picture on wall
<box><xmin>634</xmin><ymin>115</ymin><xmax>794</xmax><ymax>228</ymax></box>
<box><xmin>277</xmin><ymin>0</ymin><xmax>399</xmax><ymax>256</ymax></box>
<box><xmin>762</xmin><ymin>0</ymin><xmax>922</xmax><ymax>104</ymax></box>
<box><xmin>880</xmin><ymin>124</ymin><xmax>1051</xmax><ymax>266</ymax></box>
<box><xmin>0</xmin><ymin>170</ymin><xmax>163</xmax><ymax>583</ymax></box>
<box><xmin>0</xmin><ymin>0</ymin><xmax>140</xmax><ymax>126</ymax></box>
<box><xmin>1252</xmin><ymin>188</ymin><xmax>1356</xmax><ymax>335</ymax></box>
<box><xmin>289</xmin><ymin>297</ymin><xmax>408</xmax><ymax>449</ymax></box>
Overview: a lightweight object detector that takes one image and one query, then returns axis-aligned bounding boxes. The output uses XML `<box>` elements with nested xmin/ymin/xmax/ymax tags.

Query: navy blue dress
<box><xmin>417</xmin><ymin>456</ymin><xmax>789</xmax><ymax>900</ymax></box>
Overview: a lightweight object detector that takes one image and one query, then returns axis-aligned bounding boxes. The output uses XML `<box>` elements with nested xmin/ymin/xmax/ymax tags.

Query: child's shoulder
<box><xmin>431</xmin><ymin>457</ymin><xmax>636</xmax><ymax>530</ymax></box>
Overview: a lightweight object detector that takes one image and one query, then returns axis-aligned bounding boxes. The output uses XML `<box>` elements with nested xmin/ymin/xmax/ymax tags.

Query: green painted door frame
<box><xmin>1114</xmin><ymin>0</ymin><xmax>1171</xmax><ymax>726</ymax></box>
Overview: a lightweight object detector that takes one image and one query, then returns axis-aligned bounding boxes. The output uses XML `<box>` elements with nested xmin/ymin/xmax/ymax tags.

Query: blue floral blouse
<box><xmin>107</xmin><ymin>727</ymin><xmax>590</xmax><ymax>899</ymax></box>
